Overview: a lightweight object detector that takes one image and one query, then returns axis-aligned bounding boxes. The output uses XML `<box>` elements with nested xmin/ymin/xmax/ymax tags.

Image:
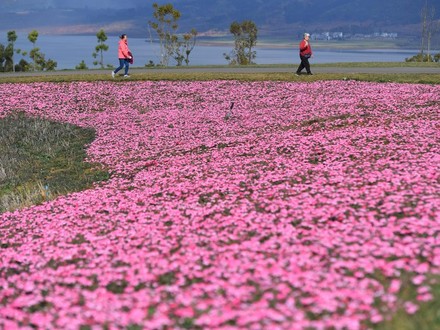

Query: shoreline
<box><xmin>197</xmin><ymin>37</ymin><xmax>420</xmax><ymax>51</ymax></box>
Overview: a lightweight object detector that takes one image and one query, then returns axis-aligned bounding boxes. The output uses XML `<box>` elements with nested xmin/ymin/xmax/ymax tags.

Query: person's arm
<box><xmin>299</xmin><ymin>40</ymin><xmax>308</xmax><ymax>52</ymax></box>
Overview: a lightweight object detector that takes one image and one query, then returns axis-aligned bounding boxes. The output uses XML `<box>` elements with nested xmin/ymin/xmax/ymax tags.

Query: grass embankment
<box><xmin>0</xmin><ymin>113</ymin><xmax>109</xmax><ymax>213</ymax></box>
<box><xmin>0</xmin><ymin>62</ymin><xmax>439</xmax><ymax>84</ymax></box>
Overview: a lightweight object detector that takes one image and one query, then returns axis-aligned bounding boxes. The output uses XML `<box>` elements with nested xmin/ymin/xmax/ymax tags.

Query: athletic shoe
<box><xmin>307</xmin><ymin>73</ymin><xmax>313</xmax><ymax>75</ymax></box>
<box><xmin>124</xmin><ymin>74</ymin><xmax>130</xmax><ymax>78</ymax></box>
<box><xmin>111</xmin><ymin>71</ymin><xmax>115</xmax><ymax>78</ymax></box>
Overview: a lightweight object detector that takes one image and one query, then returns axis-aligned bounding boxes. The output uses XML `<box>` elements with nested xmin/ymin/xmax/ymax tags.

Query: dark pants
<box><xmin>114</xmin><ymin>58</ymin><xmax>129</xmax><ymax>75</ymax></box>
<box><xmin>296</xmin><ymin>55</ymin><xmax>312</xmax><ymax>74</ymax></box>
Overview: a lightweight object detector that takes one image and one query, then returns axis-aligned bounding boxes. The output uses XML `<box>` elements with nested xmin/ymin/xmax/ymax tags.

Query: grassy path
<box><xmin>1</xmin><ymin>63</ymin><xmax>440</xmax><ymax>78</ymax></box>
<box><xmin>1</xmin><ymin>63</ymin><xmax>439</xmax><ymax>85</ymax></box>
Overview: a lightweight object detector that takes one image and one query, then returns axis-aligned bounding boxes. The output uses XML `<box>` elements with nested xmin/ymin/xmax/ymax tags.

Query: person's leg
<box><xmin>296</xmin><ymin>56</ymin><xmax>305</xmax><ymax>74</ymax></box>
<box><xmin>124</xmin><ymin>60</ymin><xmax>129</xmax><ymax>75</ymax></box>
<box><xmin>304</xmin><ymin>58</ymin><xmax>312</xmax><ymax>74</ymax></box>
<box><xmin>114</xmin><ymin>59</ymin><xmax>124</xmax><ymax>74</ymax></box>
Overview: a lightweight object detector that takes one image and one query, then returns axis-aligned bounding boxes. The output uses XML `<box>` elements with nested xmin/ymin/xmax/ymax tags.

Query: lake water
<box><xmin>3</xmin><ymin>34</ymin><xmax>423</xmax><ymax>70</ymax></box>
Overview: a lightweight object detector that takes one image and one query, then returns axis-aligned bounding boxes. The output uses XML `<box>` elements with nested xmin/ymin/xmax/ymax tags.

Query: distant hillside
<box><xmin>0</xmin><ymin>0</ymin><xmax>430</xmax><ymax>39</ymax></box>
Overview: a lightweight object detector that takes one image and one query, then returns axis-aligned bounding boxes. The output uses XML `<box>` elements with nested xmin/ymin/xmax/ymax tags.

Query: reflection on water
<box><xmin>5</xmin><ymin>34</ymin><xmax>423</xmax><ymax>69</ymax></box>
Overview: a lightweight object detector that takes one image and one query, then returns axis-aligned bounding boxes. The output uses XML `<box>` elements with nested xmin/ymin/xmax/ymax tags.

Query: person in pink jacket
<box><xmin>112</xmin><ymin>34</ymin><xmax>132</xmax><ymax>78</ymax></box>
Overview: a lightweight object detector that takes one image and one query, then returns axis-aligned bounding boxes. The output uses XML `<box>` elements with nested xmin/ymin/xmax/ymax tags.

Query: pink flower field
<box><xmin>0</xmin><ymin>79</ymin><xmax>439</xmax><ymax>329</ymax></box>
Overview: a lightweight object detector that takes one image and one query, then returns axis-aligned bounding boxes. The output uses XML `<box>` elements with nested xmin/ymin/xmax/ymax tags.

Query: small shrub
<box><xmin>405</xmin><ymin>53</ymin><xmax>434</xmax><ymax>62</ymax></box>
<box><xmin>76</xmin><ymin>60</ymin><xmax>88</xmax><ymax>70</ymax></box>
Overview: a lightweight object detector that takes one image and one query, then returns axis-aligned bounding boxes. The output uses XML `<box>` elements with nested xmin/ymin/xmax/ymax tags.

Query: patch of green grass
<box><xmin>369</xmin><ymin>274</ymin><xmax>440</xmax><ymax>330</ymax></box>
<box><xmin>0</xmin><ymin>62</ymin><xmax>439</xmax><ymax>84</ymax></box>
<box><xmin>314</xmin><ymin>61</ymin><xmax>440</xmax><ymax>68</ymax></box>
<box><xmin>0</xmin><ymin>112</ymin><xmax>109</xmax><ymax>213</ymax></box>
<box><xmin>0</xmin><ymin>72</ymin><xmax>439</xmax><ymax>85</ymax></box>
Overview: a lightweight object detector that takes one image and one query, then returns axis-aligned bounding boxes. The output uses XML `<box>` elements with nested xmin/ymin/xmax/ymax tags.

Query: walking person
<box><xmin>296</xmin><ymin>33</ymin><xmax>313</xmax><ymax>76</ymax></box>
<box><xmin>112</xmin><ymin>34</ymin><xmax>132</xmax><ymax>78</ymax></box>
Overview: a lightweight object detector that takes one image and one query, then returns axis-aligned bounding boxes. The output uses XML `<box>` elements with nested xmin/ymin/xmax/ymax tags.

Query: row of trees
<box><xmin>78</xmin><ymin>3</ymin><xmax>258</xmax><ymax>69</ymax></box>
<box><xmin>0</xmin><ymin>30</ymin><xmax>57</xmax><ymax>72</ymax></box>
<box><xmin>148</xmin><ymin>3</ymin><xmax>257</xmax><ymax>66</ymax></box>
<box><xmin>0</xmin><ymin>2</ymin><xmax>260</xmax><ymax>71</ymax></box>
<box><xmin>77</xmin><ymin>3</ymin><xmax>202</xmax><ymax>69</ymax></box>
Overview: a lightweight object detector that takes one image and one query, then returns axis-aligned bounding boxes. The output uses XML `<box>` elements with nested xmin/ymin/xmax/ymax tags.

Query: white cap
<box><xmin>304</xmin><ymin>33</ymin><xmax>310</xmax><ymax>37</ymax></box>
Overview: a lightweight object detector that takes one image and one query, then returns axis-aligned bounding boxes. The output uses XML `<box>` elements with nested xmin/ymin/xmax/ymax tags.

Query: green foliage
<box><xmin>405</xmin><ymin>53</ymin><xmax>436</xmax><ymax>62</ymax></box>
<box><xmin>7</xmin><ymin>30</ymin><xmax>17</xmax><ymax>72</ymax></box>
<box><xmin>15</xmin><ymin>59</ymin><xmax>30</xmax><ymax>72</ymax></box>
<box><xmin>76</xmin><ymin>60</ymin><xmax>89</xmax><ymax>70</ymax></box>
<box><xmin>0</xmin><ymin>30</ymin><xmax>19</xmax><ymax>72</ymax></box>
<box><xmin>148</xmin><ymin>3</ymin><xmax>198</xmax><ymax>67</ymax></box>
<box><xmin>0</xmin><ymin>43</ymin><xmax>5</xmax><ymax>71</ymax></box>
<box><xmin>145</xmin><ymin>60</ymin><xmax>155</xmax><ymax>67</ymax></box>
<box><xmin>225</xmin><ymin>20</ymin><xmax>258</xmax><ymax>65</ymax></box>
<box><xmin>0</xmin><ymin>43</ymin><xmax>14</xmax><ymax>72</ymax></box>
<box><xmin>7</xmin><ymin>30</ymin><xmax>17</xmax><ymax>44</ymax></box>
<box><xmin>28</xmin><ymin>47</ymin><xmax>57</xmax><ymax>71</ymax></box>
<box><xmin>0</xmin><ymin>113</ymin><xmax>109</xmax><ymax>213</ymax></box>
<box><xmin>44</xmin><ymin>59</ymin><xmax>57</xmax><ymax>71</ymax></box>
<box><xmin>172</xmin><ymin>29</ymin><xmax>198</xmax><ymax>66</ymax></box>
<box><xmin>27</xmin><ymin>30</ymin><xmax>39</xmax><ymax>45</ymax></box>
<box><xmin>92</xmin><ymin>29</ymin><xmax>109</xmax><ymax>69</ymax></box>
<box><xmin>23</xmin><ymin>30</ymin><xmax>57</xmax><ymax>71</ymax></box>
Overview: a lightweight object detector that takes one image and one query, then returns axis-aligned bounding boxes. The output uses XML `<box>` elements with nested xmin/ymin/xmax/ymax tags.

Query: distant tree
<box><xmin>149</xmin><ymin>3</ymin><xmax>181</xmax><ymax>66</ymax></box>
<box><xmin>44</xmin><ymin>59</ymin><xmax>57</xmax><ymax>71</ymax></box>
<box><xmin>28</xmin><ymin>30</ymin><xmax>38</xmax><ymax>46</ymax></box>
<box><xmin>15</xmin><ymin>59</ymin><xmax>30</xmax><ymax>72</ymax></box>
<box><xmin>420</xmin><ymin>1</ymin><xmax>440</xmax><ymax>62</ymax></box>
<box><xmin>0</xmin><ymin>43</ymin><xmax>5</xmax><ymax>72</ymax></box>
<box><xmin>405</xmin><ymin>53</ymin><xmax>433</xmax><ymax>62</ymax></box>
<box><xmin>27</xmin><ymin>30</ymin><xmax>39</xmax><ymax>70</ymax></box>
<box><xmin>224</xmin><ymin>20</ymin><xmax>258</xmax><ymax>65</ymax></box>
<box><xmin>7</xmin><ymin>30</ymin><xmax>17</xmax><ymax>72</ymax></box>
<box><xmin>92</xmin><ymin>29</ymin><xmax>109</xmax><ymax>68</ymax></box>
<box><xmin>3</xmin><ymin>44</ymin><xmax>14</xmax><ymax>72</ymax></box>
<box><xmin>170</xmin><ymin>35</ymin><xmax>183</xmax><ymax>66</ymax></box>
<box><xmin>76</xmin><ymin>60</ymin><xmax>88</xmax><ymax>70</ymax></box>
<box><xmin>182</xmin><ymin>29</ymin><xmax>198</xmax><ymax>66</ymax></box>
<box><xmin>145</xmin><ymin>60</ymin><xmax>155</xmax><ymax>67</ymax></box>
<box><xmin>171</xmin><ymin>29</ymin><xmax>198</xmax><ymax>66</ymax></box>
<box><xmin>25</xmin><ymin>30</ymin><xmax>57</xmax><ymax>71</ymax></box>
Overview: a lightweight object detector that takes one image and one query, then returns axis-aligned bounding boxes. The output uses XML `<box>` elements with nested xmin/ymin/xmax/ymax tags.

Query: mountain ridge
<box><xmin>0</xmin><ymin>0</ymin><xmax>431</xmax><ymax>39</ymax></box>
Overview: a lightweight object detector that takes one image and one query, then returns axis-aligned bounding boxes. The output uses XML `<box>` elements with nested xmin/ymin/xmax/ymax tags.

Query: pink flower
<box><xmin>404</xmin><ymin>302</ymin><xmax>419</xmax><ymax>314</ymax></box>
<box><xmin>1</xmin><ymin>80</ymin><xmax>439</xmax><ymax>329</ymax></box>
<box><xmin>388</xmin><ymin>279</ymin><xmax>401</xmax><ymax>294</ymax></box>
<box><xmin>412</xmin><ymin>275</ymin><xmax>426</xmax><ymax>286</ymax></box>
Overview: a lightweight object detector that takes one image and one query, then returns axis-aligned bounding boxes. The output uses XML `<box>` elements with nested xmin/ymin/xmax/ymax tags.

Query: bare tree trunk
<box><xmin>428</xmin><ymin>7</ymin><xmax>439</xmax><ymax>62</ymax></box>
<box><xmin>420</xmin><ymin>1</ymin><xmax>440</xmax><ymax>62</ymax></box>
<box><xmin>421</xmin><ymin>1</ymin><xmax>428</xmax><ymax>56</ymax></box>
